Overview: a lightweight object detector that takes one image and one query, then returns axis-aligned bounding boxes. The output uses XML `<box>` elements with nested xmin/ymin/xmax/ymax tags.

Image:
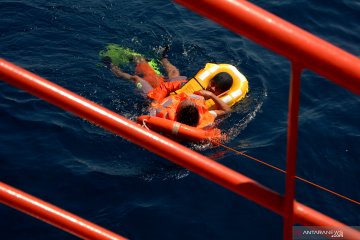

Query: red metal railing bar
<box><xmin>0</xmin><ymin>182</ymin><xmax>127</xmax><ymax>240</ymax></box>
<box><xmin>1</xmin><ymin>58</ymin><xmax>359</xmax><ymax>239</ymax></box>
<box><xmin>174</xmin><ymin>0</ymin><xmax>360</xmax><ymax>95</ymax></box>
<box><xmin>174</xmin><ymin>1</ymin><xmax>360</xmax><ymax>239</ymax></box>
<box><xmin>283</xmin><ymin>64</ymin><xmax>302</xmax><ymax>239</ymax></box>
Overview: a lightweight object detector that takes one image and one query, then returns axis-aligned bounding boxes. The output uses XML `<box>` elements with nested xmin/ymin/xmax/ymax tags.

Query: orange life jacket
<box><xmin>147</xmin><ymin>80</ymin><xmax>187</xmax><ymax>102</ymax></box>
<box><xmin>150</xmin><ymin>92</ymin><xmax>215</xmax><ymax>129</ymax></box>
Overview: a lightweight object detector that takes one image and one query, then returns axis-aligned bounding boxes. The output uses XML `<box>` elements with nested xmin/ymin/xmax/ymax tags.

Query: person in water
<box><xmin>103</xmin><ymin>46</ymin><xmax>232</xmax><ymax>127</ymax></box>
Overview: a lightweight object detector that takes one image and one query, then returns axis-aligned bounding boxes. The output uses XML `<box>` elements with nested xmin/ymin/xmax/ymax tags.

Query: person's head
<box><xmin>176</xmin><ymin>99</ymin><xmax>199</xmax><ymax>127</ymax></box>
<box><xmin>206</xmin><ymin>72</ymin><xmax>233</xmax><ymax>96</ymax></box>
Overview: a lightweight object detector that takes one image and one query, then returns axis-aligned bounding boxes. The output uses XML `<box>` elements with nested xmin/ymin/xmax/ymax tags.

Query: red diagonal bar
<box><xmin>175</xmin><ymin>0</ymin><xmax>360</xmax><ymax>95</ymax></box>
<box><xmin>0</xmin><ymin>182</ymin><xmax>127</xmax><ymax>240</ymax></box>
<box><xmin>1</xmin><ymin>58</ymin><xmax>360</xmax><ymax>239</ymax></box>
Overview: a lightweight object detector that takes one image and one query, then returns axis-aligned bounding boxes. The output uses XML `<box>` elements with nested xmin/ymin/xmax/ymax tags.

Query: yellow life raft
<box><xmin>172</xmin><ymin>63</ymin><xmax>249</xmax><ymax>109</ymax></box>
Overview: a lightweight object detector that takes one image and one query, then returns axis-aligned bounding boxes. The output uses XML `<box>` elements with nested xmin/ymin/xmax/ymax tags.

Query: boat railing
<box><xmin>1</xmin><ymin>0</ymin><xmax>359</xmax><ymax>239</ymax></box>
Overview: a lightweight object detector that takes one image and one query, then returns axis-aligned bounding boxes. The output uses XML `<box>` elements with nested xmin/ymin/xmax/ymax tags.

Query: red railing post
<box><xmin>283</xmin><ymin>64</ymin><xmax>302</xmax><ymax>239</ymax></box>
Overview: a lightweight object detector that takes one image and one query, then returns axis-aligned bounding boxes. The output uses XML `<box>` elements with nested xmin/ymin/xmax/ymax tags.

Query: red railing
<box><xmin>175</xmin><ymin>0</ymin><xmax>360</xmax><ymax>239</ymax></box>
<box><xmin>0</xmin><ymin>0</ymin><xmax>359</xmax><ymax>239</ymax></box>
<box><xmin>175</xmin><ymin>0</ymin><xmax>360</xmax><ymax>95</ymax></box>
<box><xmin>0</xmin><ymin>182</ymin><xmax>127</xmax><ymax>240</ymax></box>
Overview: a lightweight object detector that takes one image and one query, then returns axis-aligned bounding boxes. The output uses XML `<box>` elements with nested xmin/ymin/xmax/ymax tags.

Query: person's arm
<box><xmin>109</xmin><ymin>63</ymin><xmax>146</xmax><ymax>86</ymax></box>
<box><xmin>194</xmin><ymin>90</ymin><xmax>231</xmax><ymax>117</ymax></box>
<box><xmin>110</xmin><ymin>63</ymin><xmax>133</xmax><ymax>79</ymax></box>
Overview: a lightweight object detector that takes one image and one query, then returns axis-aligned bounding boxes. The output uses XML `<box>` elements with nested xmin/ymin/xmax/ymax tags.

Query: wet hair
<box><xmin>176</xmin><ymin>100</ymin><xmax>200</xmax><ymax>127</ymax></box>
<box><xmin>212</xmin><ymin>72</ymin><xmax>233</xmax><ymax>92</ymax></box>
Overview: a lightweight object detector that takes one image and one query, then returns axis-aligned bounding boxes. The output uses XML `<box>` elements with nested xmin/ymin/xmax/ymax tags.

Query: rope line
<box><xmin>217</xmin><ymin>143</ymin><xmax>360</xmax><ymax>206</ymax></box>
<box><xmin>141</xmin><ymin>119</ymin><xmax>149</xmax><ymax>130</ymax></box>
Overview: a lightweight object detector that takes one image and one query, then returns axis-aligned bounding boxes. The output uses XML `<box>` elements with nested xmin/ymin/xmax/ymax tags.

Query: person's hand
<box><xmin>101</xmin><ymin>56</ymin><xmax>112</xmax><ymax>68</ymax></box>
<box><xmin>158</xmin><ymin>44</ymin><xmax>170</xmax><ymax>59</ymax></box>
<box><xmin>194</xmin><ymin>90</ymin><xmax>214</xmax><ymax>99</ymax></box>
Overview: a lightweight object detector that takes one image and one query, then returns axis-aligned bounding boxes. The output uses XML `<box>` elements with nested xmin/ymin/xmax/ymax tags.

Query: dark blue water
<box><xmin>1</xmin><ymin>0</ymin><xmax>359</xmax><ymax>239</ymax></box>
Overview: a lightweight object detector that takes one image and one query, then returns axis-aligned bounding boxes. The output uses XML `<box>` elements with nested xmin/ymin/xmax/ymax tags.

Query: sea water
<box><xmin>0</xmin><ymin>0</ymin><xmax>359</xmax><ymax>239</ymax></box>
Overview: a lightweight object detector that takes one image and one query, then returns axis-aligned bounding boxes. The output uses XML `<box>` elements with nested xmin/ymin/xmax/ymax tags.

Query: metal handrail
<box><xmin>0</xmin><ymin>182</ymin><xmax>127</xmax><ymax>240</ymax></box>
<box><xmin>0</xmin><ymin>0</ymin><xmax>359</xmax><ymax>239</ymax></box>
<box><xmin>174</xmin><ymin>0</ymin><xmax>360</xmax><ymax>239</ymax></box>
<box><xmin>175</xmin><ymin>0</ymin><xmax>360</xmax><ymax>94</ymax></box>
<box><xmin>0</xmin><ymin>57</ymin><xmax>359</xmax><ymax>239</ymax></box>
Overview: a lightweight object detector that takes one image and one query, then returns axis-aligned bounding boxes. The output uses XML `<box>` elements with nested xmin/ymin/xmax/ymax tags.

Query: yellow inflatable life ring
<box><xmin>172</xmin><ymin>63</ymin><xmax>249</xmax><ymax>109</ymax></box>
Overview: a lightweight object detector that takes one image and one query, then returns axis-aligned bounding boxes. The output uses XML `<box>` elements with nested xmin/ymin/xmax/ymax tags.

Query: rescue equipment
<box><xmin>137</xmin><ymin>115</ymin><xmax>222</xmax><ymax>142</ymax></box>
<box><xmin>173</xmin><ymin>63</ymin><xmax>249</xmax><ymax>109</ymax></box>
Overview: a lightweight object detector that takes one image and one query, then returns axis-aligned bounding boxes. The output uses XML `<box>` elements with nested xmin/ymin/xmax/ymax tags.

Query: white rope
<box><xmin>141</xmin><ymin>119</ymin><xmax>149</xmax><ymax>130</ymax></box>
